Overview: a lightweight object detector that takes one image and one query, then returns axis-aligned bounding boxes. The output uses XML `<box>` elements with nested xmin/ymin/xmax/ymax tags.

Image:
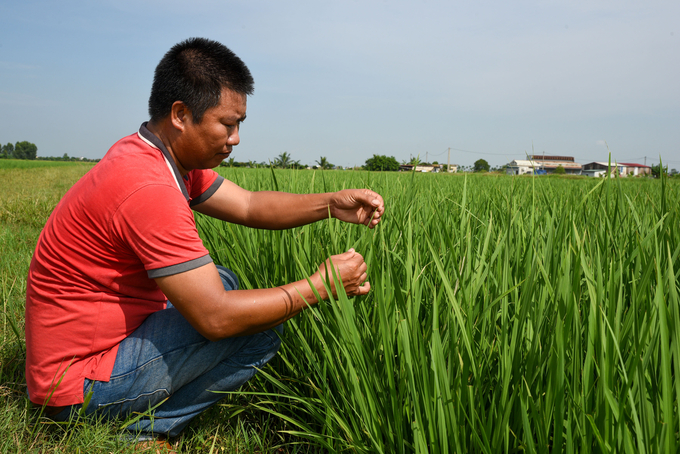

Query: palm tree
<box><xmin>274</xmin><ymin>152</ymin><xmax>293</xmax><ymax>169</ymax></box>
<box><xmin>315</xmin><ymin>156</ymin><xmax>334</xmax><ymax>170</ymax></box>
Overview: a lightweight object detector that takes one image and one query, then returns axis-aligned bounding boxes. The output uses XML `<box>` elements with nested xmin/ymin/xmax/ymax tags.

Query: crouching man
<box><xmin>25</xmin><ymin>37</ymin><xmax>384</xmax><ymax>441</ymax></box>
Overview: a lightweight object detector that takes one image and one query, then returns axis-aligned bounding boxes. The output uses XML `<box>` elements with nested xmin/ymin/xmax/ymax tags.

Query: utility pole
<box><xmin>644</xmin><ymin>156</ymin><xmax>647</xmax><ymax>166</ymax></box>
<box><xmin>426</xmin><ymin>151</ymin><xmax>428</xmax><ymax>164</ymax></box>
<box><xmin>447</xmin><ymin>147</ymin><xmax>451</xmax><ymax>173</ymax></box>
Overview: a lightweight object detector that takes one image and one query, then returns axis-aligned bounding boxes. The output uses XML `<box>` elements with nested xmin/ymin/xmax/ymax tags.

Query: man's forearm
<box><xmin>194</xmin><ymin>180</ymin><xmax>383</xmax><ymax>230</ymax></box>
<box><xmin>243</xmin><ymin>191</ymin><xmax>335</xmax><ymax>229</ymax></box>
<box><xmin>196</xmin><ymin>274</ymin><xmax>326</xmax><ymax>340</ymax></box>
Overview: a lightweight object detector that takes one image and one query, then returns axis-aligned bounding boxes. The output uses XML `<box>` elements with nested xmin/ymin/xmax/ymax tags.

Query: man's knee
<box><xmin>216</xmin><ymin>266</ymin><xmax>239</xmax><ymax>291</ymax></box>
<box><xmin>230</xmin><ymin>325</ymin><xmax>283</xmax><ymax>369</ymax></box>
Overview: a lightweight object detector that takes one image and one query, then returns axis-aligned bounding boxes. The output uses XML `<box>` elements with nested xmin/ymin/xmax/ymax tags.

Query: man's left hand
<box><xmin>329</xmin><ymin>189</ymin><xmax>385</xmax><ymax>229</ymax></box>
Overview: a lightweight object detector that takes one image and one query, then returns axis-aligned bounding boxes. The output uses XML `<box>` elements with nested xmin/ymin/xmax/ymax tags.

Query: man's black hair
<box><xmin>148</xmin><ymin>37</ymin><xmax>254</xmax><ymax>123</ymax></box>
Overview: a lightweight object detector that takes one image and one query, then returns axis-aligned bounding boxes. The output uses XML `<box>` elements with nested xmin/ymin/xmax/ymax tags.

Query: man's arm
<box><xmin>193</xmin><ymin>178</ymin><xmax>384</xmax><ymax>229</ymax></box>
<box><xmin>154</xmin><ymin>249</ymin><xmax>369</xmax><ymax>341</ymax></box>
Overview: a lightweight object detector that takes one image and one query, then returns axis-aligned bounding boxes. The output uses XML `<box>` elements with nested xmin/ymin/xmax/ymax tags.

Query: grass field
<box><xmin>1</xmin><ymin>162</ymin><xmax>679</xmax><ymax>453</ymax></box>
<box><xmin>0</xmin><ymin>159</ymin><xmax>95</xmax><ymax>170</ymax></box>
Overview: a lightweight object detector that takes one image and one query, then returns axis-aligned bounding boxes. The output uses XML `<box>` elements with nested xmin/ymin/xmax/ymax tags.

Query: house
<box><xmin>506</xmin><ymin>155</ymin><xmax>582</xmax><ymax>175</ymax></box>
<box><xmin>506</xmin><ymin>160</ymin><xmax>540</xmax><ymax>175</ymax></box>
<box><xmin>581</xmin><ymin>162</ymin><xmax>651</xmax><ymax>177</ymax></box>
<box><xmin>582</xmin><ymin>162</ymin><xmax>621</xmax><ymax>177</ymax></box>
<box><xmin>619</xmin><ymin>163</ymin><xmax>651</xmax><ymax>177</ymax></box>
<box><xmin>399</xmin><ymin>164</ymin><xmax>453</xmax><ymax>173</ymax></box>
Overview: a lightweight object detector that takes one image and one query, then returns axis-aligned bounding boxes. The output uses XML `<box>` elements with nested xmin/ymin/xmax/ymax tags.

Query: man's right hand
<box><xmin>315</xmin><ymin>248</ymin><xmax>370</xmax><ymax>300</ymax></box>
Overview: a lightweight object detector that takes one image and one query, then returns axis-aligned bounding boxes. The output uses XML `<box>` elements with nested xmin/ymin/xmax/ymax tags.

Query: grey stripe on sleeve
<box><xmin>147</xmin><ymin>254</ymin><xmax>213</xmax><ymax>279</ymax></box>
<box><xmin>190</xmin><ymin>175</ymin><xmax>224</xmax><ymax>207</ymax></box>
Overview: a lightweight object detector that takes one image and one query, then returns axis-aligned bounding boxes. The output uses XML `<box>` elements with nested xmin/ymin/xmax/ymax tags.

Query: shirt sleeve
<box><xmin>186</xmin><ymin>169</ymin><xmax>224</xmax><ymax>207</ymax></box>
<box><xmin>111</xmin><ymin>183</ymin><xmax>213</xmax><ymax>278</ymax></box>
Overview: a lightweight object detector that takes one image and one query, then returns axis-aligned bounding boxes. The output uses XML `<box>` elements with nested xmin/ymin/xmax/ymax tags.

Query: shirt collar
<box><xmin>137</xmin><ymin>122</ymin><xmax>190</xmax><ymax>202</ymax></box>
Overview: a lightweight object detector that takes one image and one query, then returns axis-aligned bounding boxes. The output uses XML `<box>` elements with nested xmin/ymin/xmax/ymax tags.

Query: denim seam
<box><xmin>97</xmin><ymin>388</ymin><xmax>170</xmax><ymax>409</ymax></box>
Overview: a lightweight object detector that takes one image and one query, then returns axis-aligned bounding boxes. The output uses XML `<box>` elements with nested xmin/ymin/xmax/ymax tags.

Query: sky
<box><xmin>1</xmin><ymin>0</ymin><xmax>678</xmax><ymax>169</ymax></box>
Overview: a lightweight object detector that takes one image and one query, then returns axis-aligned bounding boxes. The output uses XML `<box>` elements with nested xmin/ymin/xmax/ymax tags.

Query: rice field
<box><xmin>197</xmin><ymin>168</ymin><xmax>680</xmax><ymax>454</ymax></box>
<box><xmin>1</xmin><ymin>161</ymin><xmax>679</xmax><ymax>452</ymax></box>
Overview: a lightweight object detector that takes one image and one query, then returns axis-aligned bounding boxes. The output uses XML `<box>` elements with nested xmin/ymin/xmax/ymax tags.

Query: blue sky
<box><xmin>1</xmin><ymin>0</ymin><xmax>678</xmax><ymax>169</ymax></box>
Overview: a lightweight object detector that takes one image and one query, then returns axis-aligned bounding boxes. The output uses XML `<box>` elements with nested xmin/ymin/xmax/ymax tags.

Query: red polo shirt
<box><xmin>25</xmin><ymin>124</ymin><xmax>224</xmax><ymax>406</ymax></box>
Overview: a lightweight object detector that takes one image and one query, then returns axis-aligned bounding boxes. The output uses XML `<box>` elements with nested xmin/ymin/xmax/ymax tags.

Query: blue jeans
<box><xmin>53</xmin><ymin>266</ymin><xmax>283</xmax><ymax>438</ymax></box>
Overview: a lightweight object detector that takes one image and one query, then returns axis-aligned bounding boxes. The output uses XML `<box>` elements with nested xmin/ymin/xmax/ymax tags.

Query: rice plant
<box><xmin>198</xmin><ymin>169</ymin><xmax>680</xmax><ymax>453</ymax></box>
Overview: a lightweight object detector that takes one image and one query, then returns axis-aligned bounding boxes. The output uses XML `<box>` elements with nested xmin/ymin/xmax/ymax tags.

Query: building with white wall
<box><xmin>506</xmin><ymin>155</ymin><xmax>582</xmax><ymax>175</ymax></box>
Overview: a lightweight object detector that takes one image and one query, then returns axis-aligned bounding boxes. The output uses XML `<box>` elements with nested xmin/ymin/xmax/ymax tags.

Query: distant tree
<box><xmin>651</xmin><ymin>163</ymin><xmax>668</xmax><ymax>178</ymax></box>
<box><xmin>365</xmin><ymin>154</ymin><xmax>400</xmax><ymax>172</ymax></box>
<box><xmin>554</xmin><ymin>165</ymin><xmax>566</xmax><ymax>175</ymax></box>
<box><xmin>274</xmin><ymin>152</ymin><xmax>293</xmax><ymax>169</ymax></box>
<box><xmin>14</xmin><ymin>141</ymin><xmax>38</xmax><ymax>160</ymax></box>
<box><xmin>473</xmin><ymin>159</ymin><xmax>490</xmax><ymax>173</ymax></box>
<box><xmin>289</xmin><ymin>160</ymin><xmax>307</xmax><ymax>170</ymax></box>
<box><xmin>315</xmin><ymin>156</ymin><xmax>334</xmax><ymax>170</ymax></box>
<box><xmin>3</xmin><ymin>143</ymin><xmax>15</xmax><ymax>159</ymax></box>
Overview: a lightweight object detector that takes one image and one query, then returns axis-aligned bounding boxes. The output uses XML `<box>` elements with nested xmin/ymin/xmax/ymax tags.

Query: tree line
<box><xmin>1</xmin><ymin>141</ymin><xmax>38</xmax><ymax>160</ymax></box>
<box><xmin>220</xmin><ymin>152</ymin><xmax>467</xmax><ymax>172</ymax></box>
<box><xmin>1</xmin><ymin>142</ymin><xmax>101</xmax><ymax>162</ymax></box>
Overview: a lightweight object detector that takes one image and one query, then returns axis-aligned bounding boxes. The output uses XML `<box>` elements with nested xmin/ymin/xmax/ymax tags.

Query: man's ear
<box><xmin>170</xmin><ymin>101</ymin><xmax>191</xmax><ymax>131</ymax></box>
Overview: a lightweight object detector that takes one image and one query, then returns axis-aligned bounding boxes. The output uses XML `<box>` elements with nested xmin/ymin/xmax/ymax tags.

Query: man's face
<box><xmin>175</xmin><ymin>88</ymin><xmax>247</xmax><ymax>171</ymax></box>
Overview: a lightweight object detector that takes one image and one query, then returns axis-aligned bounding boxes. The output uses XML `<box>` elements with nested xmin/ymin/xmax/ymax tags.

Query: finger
<box><xmin>333</xmin><ymin>248</ymin><xmax>355</xmax><ymax>260</ymax></box>
<box><xmin>351</xmin><ymin>252</ymin><xmax>365</xmax><ymax>264</ymax></box>
<box><xmin>359</xmin><ymin>191</ymin><xmax>384</xmax><ymax>211</ymax></box>
<box><xmin>358</xmin><ymin>261</ymin><xmax>367</xmax><ymax>273</ymax></box>
<box><xmin>357</xmin><ymin>281</ymin><xmax>371</xmax><ymax>295</ymax></box>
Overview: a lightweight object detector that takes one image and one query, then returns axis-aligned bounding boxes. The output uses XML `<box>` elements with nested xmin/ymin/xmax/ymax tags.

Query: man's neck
<box><xmin>146</xmin><ymin>120</ymin><xmax>189</xmax><ymax>177</ymax></box>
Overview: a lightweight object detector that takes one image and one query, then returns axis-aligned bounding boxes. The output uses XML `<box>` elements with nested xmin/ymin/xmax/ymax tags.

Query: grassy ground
<box><xmin>3</xmin><ymin>161</ymin><xmax>679</xmax><ymax>452</ymax></box>
<box><xmin>0</xmin><ymin>159</ymin><xmax>94</xmax><ymax>169</ymax></box>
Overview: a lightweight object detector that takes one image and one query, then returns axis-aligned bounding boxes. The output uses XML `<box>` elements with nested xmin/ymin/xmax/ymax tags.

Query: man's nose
<box><xmin>227</xmin><ymin>126</ymin><xmax>240</xmax><ymax>146</ymax></box>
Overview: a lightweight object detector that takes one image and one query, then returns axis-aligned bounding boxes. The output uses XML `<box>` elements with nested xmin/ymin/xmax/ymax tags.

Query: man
<box><xmin>25</xmin><ymin>37</ymin><xmax>384</xmax><ymax>440</ymax></box>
